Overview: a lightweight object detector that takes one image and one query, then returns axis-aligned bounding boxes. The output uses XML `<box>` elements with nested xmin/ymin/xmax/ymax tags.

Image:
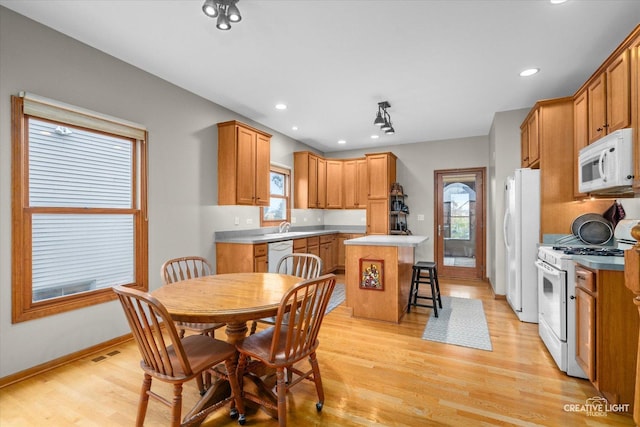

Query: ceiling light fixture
<box><xmin>202</xmin><ymin>0</ymin><xmax>242</xmax><ymax>31</ymax></box>
<box><xmin>373</xmin><ymin>101</ymin><xmax>395</xmax><ymax>135</ymax></box>
<box><xmin>275</xmin><ymin>103</ymin><xmax>287</xmax><ymax>110</ymax></box>
<box><xmin>520</xmin><ymin>68</ymin><xmax>540</xmax><ymax>77</ymax></box>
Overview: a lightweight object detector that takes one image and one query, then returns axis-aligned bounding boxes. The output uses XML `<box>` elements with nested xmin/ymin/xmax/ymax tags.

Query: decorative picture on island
<box><xmin>359</xmin><ymin>258</ymin><xmax>384</xmax><ymax>291</ymax></box>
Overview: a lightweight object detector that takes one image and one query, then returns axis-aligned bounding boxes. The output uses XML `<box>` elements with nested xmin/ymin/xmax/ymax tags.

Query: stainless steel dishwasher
<box><xmin>268</xmin><ymin>240</ymin><xmax>293</xmax><ymax>273</ymax></box>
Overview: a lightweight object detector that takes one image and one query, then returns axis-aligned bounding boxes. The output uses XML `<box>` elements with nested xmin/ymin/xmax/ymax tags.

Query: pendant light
<box><xmin>202</xmin><ymin>0</ymin><xmax>242</xmax><ymax>30</ymax></box>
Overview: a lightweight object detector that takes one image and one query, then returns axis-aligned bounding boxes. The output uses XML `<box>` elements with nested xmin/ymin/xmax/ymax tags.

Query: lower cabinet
<box><xmin>575</xmin><ymin>264</ymin><xmax>639</xmax><ymax>412</ymax></box>
<box><xmin>216</xmin><ymin>243</ymin><xmax>267</xmax><ymax>274</ymax></box>
<box><xmin>575</xmin><ymin>266</ymin><xmax>596</xmax><ymax>382</ymax></box>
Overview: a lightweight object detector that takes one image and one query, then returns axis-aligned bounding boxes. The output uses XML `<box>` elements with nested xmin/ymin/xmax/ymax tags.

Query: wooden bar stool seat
<box><xmin>407</xmin><ymin>261</ymin><xmax>443</xmax><ymax>317</ymax></box>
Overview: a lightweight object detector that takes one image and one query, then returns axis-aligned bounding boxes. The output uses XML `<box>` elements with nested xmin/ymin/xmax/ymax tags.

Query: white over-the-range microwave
<box><xmin>578</xmin><ymin>128</ymin><xmax>634</xmax><ymax>194</ymax></box>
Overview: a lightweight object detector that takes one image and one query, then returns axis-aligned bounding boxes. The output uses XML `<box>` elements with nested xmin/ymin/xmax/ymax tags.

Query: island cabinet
<box><xmin>217</xmin><ymin>120</ymin><xmax>271</xmax><ymax>206</ymax></box>
<box><xmin>575</xmin><ymin>264</ymin><xmax>638</xmax><ymax>413</ymax></box>
<box><xmin>343</xmin><ymin>158</ymin><xmax>367</xmax><ymax>209</ymax></box>
<box><xmin>344</xmin><ymin>235</ymin><xmax>427</xmax><ymax>323</ymax></box>
<box><xmin>216</xmin><ymin>242</ymin><xmax>267</xmax><ymax>274</ymax></box>
<box><xmin>294</xmin><ymin>151</ymin><xmax>326</xmax><ymax>209</ymax></box>
<box><xmin>325</xmin><ymin>160</ymin><xmax>344</xmax><ymax>209</ymax></box>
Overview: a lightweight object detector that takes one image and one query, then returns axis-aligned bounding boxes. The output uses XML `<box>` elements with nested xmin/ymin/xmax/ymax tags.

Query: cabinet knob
<box><xmin>596</xmin><ymin>127</ymin><xmax>603</xmax><ymax>132</ymax></box>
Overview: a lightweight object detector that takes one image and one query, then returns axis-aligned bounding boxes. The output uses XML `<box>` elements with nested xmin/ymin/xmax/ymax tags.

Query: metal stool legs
<box><xmin>407</xmin><ymin>261</ymin><xmax>442</xmax><ymax>317</ymax></box>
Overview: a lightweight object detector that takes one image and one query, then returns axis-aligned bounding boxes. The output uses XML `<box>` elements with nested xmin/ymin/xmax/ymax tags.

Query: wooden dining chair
<box><xmin>161</xmin><ymin>256</ymin><xmax>225</xmax><ymax>339</ymax></box>
<box><xmin>235</xmin><ymin>273</ymin><xmax>336</xmax><ymax>426</ymax></box>
<box><xmin>249</xmin><ymin>253</ymin><xmax>323</xmax><ymax>335</ymax></box>
<box><xmin>113</xmin><ymin>285</ymin><xmax>244</xmax><ymax>427</ymax></box>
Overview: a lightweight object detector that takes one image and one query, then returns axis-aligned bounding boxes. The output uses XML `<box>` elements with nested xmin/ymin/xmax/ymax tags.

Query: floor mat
<box><xmin>421</xmin><ymin>296</ymin><xmax>492</xmax><ymax>351</ymax></box>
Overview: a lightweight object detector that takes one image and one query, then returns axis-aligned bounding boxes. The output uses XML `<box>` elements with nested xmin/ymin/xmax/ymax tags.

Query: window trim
<box><xmin>260</xmin><ymin>165</ymin><xmax>291</xmax><ymax>227</ymax></box>
<box><xmin>11</xmin><ymin>95</ymin><xmax>149</xmax><ymax>323</ymax></box>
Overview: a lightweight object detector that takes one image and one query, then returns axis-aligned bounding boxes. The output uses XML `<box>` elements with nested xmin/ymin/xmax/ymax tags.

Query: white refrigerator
<box><xmin>503</xmin><ymin>168</ymin><xmax>540</xmax><ymax>323</ymax></box>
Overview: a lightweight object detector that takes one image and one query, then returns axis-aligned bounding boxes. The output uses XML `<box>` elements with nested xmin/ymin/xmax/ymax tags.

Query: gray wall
<box><xmin>0</xmin><ymin>6</ymin><xmax>541</xmax><ymax>378</ymax></box>
<box><xmin>488</xmin><ymin>109</ymin><xmax>529</xmax><ymax>295</ymax></box>
<box><xmin>0</xmin><ymin>7</ymin><xmax>310</xmax><ymax>377</ymax></box>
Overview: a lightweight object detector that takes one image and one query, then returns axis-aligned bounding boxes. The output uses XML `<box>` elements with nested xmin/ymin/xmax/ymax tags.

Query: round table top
<box><xmin>151</xmin><ymin>272</ymin><xmax>302</xmax><ymax>324</ymax></box>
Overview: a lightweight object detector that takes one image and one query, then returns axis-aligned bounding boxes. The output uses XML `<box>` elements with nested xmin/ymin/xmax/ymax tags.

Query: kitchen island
<box><xmin>344</xmin><ymin>235</ymin><xmax>428</xmax><ymax>323</ymax></box>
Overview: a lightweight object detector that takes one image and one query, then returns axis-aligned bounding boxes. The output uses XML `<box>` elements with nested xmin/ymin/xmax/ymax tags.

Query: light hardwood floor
<box><xmin>0</xmin><ymin>276</ymin><xmax>634</xmax><ymax>426</ymax></box>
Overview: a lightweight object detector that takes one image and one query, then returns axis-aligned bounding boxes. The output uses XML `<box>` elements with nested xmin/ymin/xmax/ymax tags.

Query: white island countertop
<box><xmin>344</xmin><ymin>235</ymin><xmax>428</xmax><ymax>247</ymax></box>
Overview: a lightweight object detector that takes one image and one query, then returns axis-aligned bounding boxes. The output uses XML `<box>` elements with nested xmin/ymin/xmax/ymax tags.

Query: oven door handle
<box><xmin>535</xmin><ymin>259</ymin><xmax>561</xmax><ymax>277</ymax></box>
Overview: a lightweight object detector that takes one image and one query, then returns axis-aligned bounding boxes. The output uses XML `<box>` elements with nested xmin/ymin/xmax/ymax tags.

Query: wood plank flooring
<box><xmin>0</xmin><ymin>277</ymin><xmax>634</xmax><ymax>426</ymax></box>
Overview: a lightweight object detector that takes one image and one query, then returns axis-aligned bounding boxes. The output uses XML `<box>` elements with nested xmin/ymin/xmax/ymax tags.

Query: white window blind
<box><xmin>29</xmin><ymin>119</ymin><xmax>132</xmax><ymax>208</ymax></box>
<box><xmin>27</xmin><ymin>118</ymin><xmax>136</xmax><ymax>302</ymax></box>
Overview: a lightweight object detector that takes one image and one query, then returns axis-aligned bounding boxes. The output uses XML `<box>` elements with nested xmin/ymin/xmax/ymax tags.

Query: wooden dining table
<box><xmin>152</xmin><ymin>272</ymin><xmax>302</xmax><ymax>343</ymax></box>
<box><xmin>151</xmin><ymin>272</ymin><xmax>303</xmax><ymax>420</ymax></box>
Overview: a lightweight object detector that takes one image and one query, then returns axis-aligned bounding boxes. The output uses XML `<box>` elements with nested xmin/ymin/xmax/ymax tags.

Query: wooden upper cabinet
<box><xmin>367</xmin><ymin>198</ymin><xmax>389</xmax><ymax>235</ymax></box>
<box><xmin>343</xmin><ymin>158</ymin><xmax>367</xmax><ymax>209</ymax></box>
<box><xmin>574</xmin><ymin>89</ymin><xmax>589</xmax><ymax>198</ymax></box>
<box><xmin>587</xmin><ymin>50</ymin><xmax>630</xmax><ymax>144</ymax></box>
<box><xmin>366</xmin><ymin>152</ymin><xmax>397</xmax><ymax>199</ymax></box>
<box><xmin>325</xmin><ymin>159</ymin><xmax>343</xmax><ymax>209</ymax></box>
<box><xmin>217</xmin><ymin>120</ymin><xmax>271</xmax><ymax>206</ymax></box>
<box><xmin>520</xmin><ymin>109</ymin><xmax>540</xmax><ymax>168</ymax></box>
<box><xmin>587</xmin><ymin>73</ymin><xmax>607</xmax><ymax>143</ymax></box>
<box><xmin>317</xmin><ymin>157</ymin><xmax>326</xmax><ymax>208</ymax></box>
<box><xmin>606</xmin><ymin>50</ymin><xmax>631</xmax><ymax>133</ymax></box>
<box><xmin>631</xmin><ymin>33</ymin><xmax>640</xmax><ymax>192</ymax></box>
<box><xmin>294</xmin><ymin>151</ymin><xmax>326</xmax><ymax>209</ymax></box>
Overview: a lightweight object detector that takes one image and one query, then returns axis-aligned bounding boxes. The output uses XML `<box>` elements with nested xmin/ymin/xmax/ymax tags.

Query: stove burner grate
<box><xmin>551</xmin><ymin>246</ymin><xmax>624</xmax><ymax>257</ymax></box>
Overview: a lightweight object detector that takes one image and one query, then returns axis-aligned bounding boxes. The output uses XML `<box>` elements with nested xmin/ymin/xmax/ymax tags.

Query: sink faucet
<box><xmin>278</xmin><ymin>221</ymin><xmax>291</xmax><ymax>233</ymax></box>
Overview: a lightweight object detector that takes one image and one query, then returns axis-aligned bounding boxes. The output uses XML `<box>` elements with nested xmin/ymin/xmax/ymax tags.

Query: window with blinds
<box><xmin>12</xmin><ymin>94</ymin><xmax>148</xmax><ymax>322</ymax></box>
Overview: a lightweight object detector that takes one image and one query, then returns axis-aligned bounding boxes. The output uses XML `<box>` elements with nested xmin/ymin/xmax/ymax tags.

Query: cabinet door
<box><xmin>367</xmin><ymin>154</ymin><xmax>391</xmax><ymax>199</ymax></box>
<box><xmin>317</xmin><ymin>158</ymin><xmax>327</xmax><ymax>208</ymax></box>
<box><xmin>254</xmin><ymin>133</ymin><xmax>271</xmax><ymax>206</ymax></box>
<box><xmin>632</xmin><ymin>35</ymin><xmax>640</xmax><ymax>192</ymax></box>
<box><xmin>527</xmin><ymin>110</ymin><xmax>539</xmax><ymax>165</ymax></box>
<box><xmin>520</xmin><ymin>124</ymin><xmax>529</xmax><ymax>167</ymax></box>
<box><xmin>588</xmin><ymin>74</ymin><xmax>607</xmax><ymax>143</ymax></box>
<box><xmin>356</xmin><ymin>159</ymin><xmax>368</xmax><ymax>207</ymax></box>
<box><xmin>606</xmin><ymin>50</ymin><xmax>630</xmax><ymax>133</ymax></box>
<box><xmin>308</xmin><ymin>155</ymin><xmax>318</xmax><ymax>208</ymax></box>
<box><xmin>367</xmin><ymin>198</ymin><xmax>389</xmax><ymax>235</ymax></box>
<box><xmin>236</xmin><ymin>127</ymin><xmax>256</xmax><ymax>205</ymax></box>
<box><xmin>254</xmin><ymin>255</ymin><xmax>268</xmax><ymax>273</ymax></box>
<box><xmin>574</xmin><ymin>90</ymin><xmax>588</xmax><ymax>198</ymax></box>
<box><xmin>326</xmin><ymin>160</ymin><xmax>343</xmax><ymax>208</ymax></box>
<box><xmin>343</xmin><ymin>160</ymin><xmax>357</xmax><ymax>208</ymax></box>
<box><xmin>576</xmin><ymin>287</ymin><xmax>596</xmax><ymax>382</ymax></box>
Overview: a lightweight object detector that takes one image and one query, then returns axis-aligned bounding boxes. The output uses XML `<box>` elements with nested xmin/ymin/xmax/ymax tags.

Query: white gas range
<box><xmin>535</xmin><ymin>219</ymin><xmax>638</xmax><ymax>379</ymax></box>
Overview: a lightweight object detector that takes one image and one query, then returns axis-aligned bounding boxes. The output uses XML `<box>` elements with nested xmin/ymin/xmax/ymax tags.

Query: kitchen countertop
<box><xmin>344</xmin><ymin>235</ymin><xmax>429</xmax><ymax>247</ymax></box>
<box><xmin>573</xmin><ymin>254</ymin><xmax>625</xmax><ymax>271</ymax></box>
<box><xmin>215</xmin><ymin>228</ymin><xmax>361</xmax><ymax>244</ymax></box>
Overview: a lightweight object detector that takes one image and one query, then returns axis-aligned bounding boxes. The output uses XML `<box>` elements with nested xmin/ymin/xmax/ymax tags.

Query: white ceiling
<box><xmin>2</xmin><ymin>1</ymin><xmax>639</xmax><ymax>153</ymax></box>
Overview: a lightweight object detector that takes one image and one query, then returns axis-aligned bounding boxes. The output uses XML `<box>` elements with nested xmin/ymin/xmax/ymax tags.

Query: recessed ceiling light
<box><xmin>292</xmin><ymin>126</ymin><xmax>298</xmax><ymax>131</ymax></box>
<box><xmin>371</xmin><ymin>135</ymin><xmax>379</xmax><ymax>139</ymax></box>
<box><xmin>275</xmin><ymin>103</ymin><xmax>287</xmax><ymax>110</ymax></box>
<box><xmin>338</xmin><ymin>140</ymin><xmax>346</xmax><ymax>144</ymax></box>
<box><xmin>519</xmin><ymin>68</ymin><xmax>540</xmax><ymax>77</ymax></box>
<box><xmin>550</xmin><ymin>0</ymin><xmax>568</xmax><ymax>4</ymax></box>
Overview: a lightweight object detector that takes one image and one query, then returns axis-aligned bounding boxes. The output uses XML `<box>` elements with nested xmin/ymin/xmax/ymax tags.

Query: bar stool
<box><xmin>407</xmin><ymin>261</ymin><xmax>443</xmax><ymax>317</ymax></box>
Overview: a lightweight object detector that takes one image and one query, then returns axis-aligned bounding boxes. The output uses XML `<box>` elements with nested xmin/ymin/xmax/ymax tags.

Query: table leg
<box><xmin>224</xmin><ymin>321</ymin><xmax>249</xmax><ymax>344</ymax></box>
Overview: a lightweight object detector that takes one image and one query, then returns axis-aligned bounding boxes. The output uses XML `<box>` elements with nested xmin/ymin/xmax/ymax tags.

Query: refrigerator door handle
<box><xmin>503</xmin><ymin>210</ymin><xmax>511</xmax><ymax>250</ymax></box>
